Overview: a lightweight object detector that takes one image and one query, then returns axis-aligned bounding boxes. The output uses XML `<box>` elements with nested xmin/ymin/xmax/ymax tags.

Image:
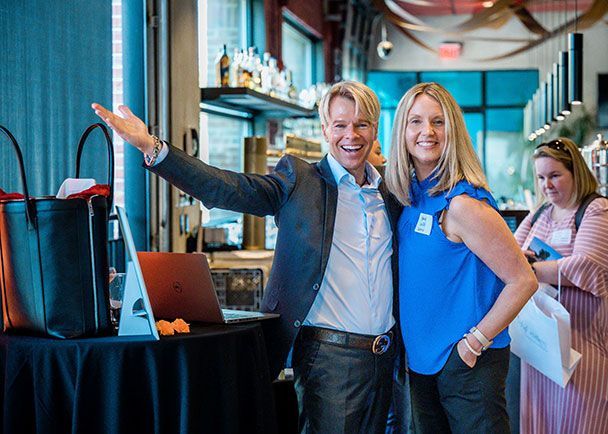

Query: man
<box><xmin>93</xmin><ymin>81</ymin><xmax>402</xmax><ymax>433</ymax></box>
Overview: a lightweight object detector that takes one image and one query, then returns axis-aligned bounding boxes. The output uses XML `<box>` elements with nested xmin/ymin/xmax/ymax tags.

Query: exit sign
<box><xmin>439</xmin><ymin>42</ymin><xmax>463</xmax><ymax>60</ymax></box>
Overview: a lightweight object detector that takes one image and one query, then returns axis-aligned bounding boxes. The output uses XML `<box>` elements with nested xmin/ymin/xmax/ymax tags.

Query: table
<box><xmin>0</xmin><ymin>323</ymin><xmax>277</xmax><ymax>434</ymax></box>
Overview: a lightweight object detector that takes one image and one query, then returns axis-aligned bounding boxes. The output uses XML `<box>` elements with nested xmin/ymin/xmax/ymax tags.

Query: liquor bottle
<box><xmin>268</xmin><ymin>57</ymin><xmax>279</xmax><ymax>97</ymax></box>
<box><xmin>229</xmin><ymin>48</ymin><xmax>240</xmax><ymax>87</ymax></box>
<box><xmin>215</xmin><ymin>44</ymin><xmax>230</xmax><ymax>87</ymax></box>
<box><xmin>238</xmin><ymin>49</ymin><xmax>251</xmax><ymax>88</ymax></box>
<box><xmin>286</xmin><ymin>70</ymin><xmax>298</xmax><ymax>101</ymax></box>
<box><xmin>251</xmin><ymin>51</ymin><xmax>263</xmax><ymax>91</ymax></box>
<box><xmin>260</xmin><ymin>52</ymin><xmax>272</xmax><ymax>94</ymax></box>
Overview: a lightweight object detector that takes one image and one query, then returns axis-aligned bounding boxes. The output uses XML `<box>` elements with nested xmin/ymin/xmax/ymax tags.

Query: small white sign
<box><xmin>550</xmin><ymin>229</ymin><xmax>572</xmax><ymax>245</ymax></box>
<box><xmin>414</xmin><ymin>213</ymin><xmax>433</xmax><ymax>236</ymax></box>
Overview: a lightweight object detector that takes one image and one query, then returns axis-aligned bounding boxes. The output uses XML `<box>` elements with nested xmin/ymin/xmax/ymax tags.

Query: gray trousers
<box><xmin>292</xmin><ymin>329</ymin><xmax>395</xmax><ymax>434</ymax></box>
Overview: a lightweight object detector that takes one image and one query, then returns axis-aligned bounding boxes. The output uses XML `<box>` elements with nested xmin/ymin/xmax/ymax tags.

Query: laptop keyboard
<box><xmin>222</xmin><ymin>309</ymin><xmax>265</xmax><ymax>319</ymax></box>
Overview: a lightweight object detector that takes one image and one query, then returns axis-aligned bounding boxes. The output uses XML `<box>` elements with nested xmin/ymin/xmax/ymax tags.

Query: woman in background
<box><xmin>515</xmin><ymin>137</ymin><xmax>608</xmax><ymax>434</ymax></box>
<box><xmin>385</xmin><ymin>82</ymin><xmax>537</xmax><ymax>434</ymax></box>
<box><xmin>368</xmin><ymin>139</ymin><xmax>387</xmax><ymax>168</ymax></box>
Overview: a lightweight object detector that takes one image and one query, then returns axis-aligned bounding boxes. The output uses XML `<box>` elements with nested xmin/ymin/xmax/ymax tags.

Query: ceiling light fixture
<box><xmin>568</xmin><ymin>33</ymin><xmax>583</xmax><ymax>105</ymax></box>
<box><xmin>377</xmin><ymin>20</ymin><xmax>394</xmax><ymax>59</ymax></box>
<box><xmin>568</xmin><ymin>0</ymin><xmax>583</xmax><ymax>105</ymax></box>
<box><xmin>559</xmin><ymin>51</ymin><xmax>571</xmax><ymax>115</ymax></box>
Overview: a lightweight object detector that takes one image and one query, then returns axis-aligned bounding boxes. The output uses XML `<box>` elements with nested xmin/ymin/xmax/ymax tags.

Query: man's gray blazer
<box><xmin>149</xmin><ymin>145</ymin><xmax>402</xmax><ymax>379</ymax></box>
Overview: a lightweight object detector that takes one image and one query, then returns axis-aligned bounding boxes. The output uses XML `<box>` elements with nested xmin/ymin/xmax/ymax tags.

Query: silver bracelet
<box><xmin>144</xmin><ymin>135</ymin><xmax>162</xmax><ymax>166</ymax></box>
<box><xmin>462</xmin><ymin>334</ymin><xmax>482</xmax><ymax>356</ymax></box>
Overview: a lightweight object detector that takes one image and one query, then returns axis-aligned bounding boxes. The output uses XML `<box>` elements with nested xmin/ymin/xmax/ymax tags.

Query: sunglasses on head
<box><xmin>534</xmin><ymin>139</ymin><xmax>570</xmax><ymax>155</ymax></box>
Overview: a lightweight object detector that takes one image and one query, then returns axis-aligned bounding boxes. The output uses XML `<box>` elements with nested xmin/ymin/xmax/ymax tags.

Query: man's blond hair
<box><xmin>318</xmin><ymin>81</ymin><xmax>381</xmax><ymax>128</ymax></box>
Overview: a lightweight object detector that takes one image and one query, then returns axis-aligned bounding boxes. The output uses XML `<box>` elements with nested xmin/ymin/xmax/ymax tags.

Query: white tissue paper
<box><xmin>56</xmin><ymin>178</ymin><xmax>96</xmax><ymax>199</ymax></box>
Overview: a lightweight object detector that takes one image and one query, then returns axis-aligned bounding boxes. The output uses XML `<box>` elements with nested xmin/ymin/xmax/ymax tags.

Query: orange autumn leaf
<box><xmin>172</xmin><ymin>318</ymin><xmax>190</xmax><ymax>333</ymax></box>
<box><xmin>155</xmin><ymin>320</ymin><xmax>175</xmax><ymax>336</ymax></box>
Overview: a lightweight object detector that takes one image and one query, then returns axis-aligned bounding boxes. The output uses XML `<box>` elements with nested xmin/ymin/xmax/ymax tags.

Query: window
<box><xmin>486</xmin><ymin>71</ymin><xmax>538</xmax><ymax>106</ymax></box>
<box><xmin>282</xmin><ymin>20</ymin><xmax>314</xmax><ymax>92</ymax></box>
<box><xmin>366</xmin><ymin>71</ymin><xmax>417</xmax><ymax>154</ymax></box>
<box><xmin>419</xmin><ymin>71</ymin><xmax>482</xmax><ymax>107</ymax></box>
<box><xmin>485</xmin><ymin>108</ymin><xmax>528</xmax><ymax>203</ymax></box>
<box><xmin>198</xmin><ymin>0</ymin><xmax>250</xmax><ymax>243</ymax></box>
<box><xmin>199</xmin><ymin>0</ymin><xmax>247</xmax><ymax>89</ymax></box>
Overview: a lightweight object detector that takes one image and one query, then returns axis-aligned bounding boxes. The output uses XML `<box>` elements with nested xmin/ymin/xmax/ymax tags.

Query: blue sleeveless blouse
<box><xmin>398</xmin><ymin>175</ymin><xmax>510</xmax><ymax>375</ymax></box>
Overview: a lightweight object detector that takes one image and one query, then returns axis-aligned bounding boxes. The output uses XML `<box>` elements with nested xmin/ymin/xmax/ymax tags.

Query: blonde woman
<box><xmin>386</xmin><ymin>82</ymin><xmax>537</xmax><ymax>434</ymax></box>
<box><xmin>515</xmin><ymin>137</ymin><xmax>608</xmax><ymax>434</ymax></box>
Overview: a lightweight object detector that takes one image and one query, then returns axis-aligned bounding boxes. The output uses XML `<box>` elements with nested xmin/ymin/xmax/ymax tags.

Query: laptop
<box><xmin>137</xmin><ymin>252</ymin><xmax>278</xmax><ymax>324</ymax></box>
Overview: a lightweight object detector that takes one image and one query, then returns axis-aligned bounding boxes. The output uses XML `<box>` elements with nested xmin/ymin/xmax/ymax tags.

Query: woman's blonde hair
<box><xmin>532</xmin><ymin>137</ymin><xmax>599</xmax><ymax>209</ymax></box>
<box><xmin>386</xmin><ymin>82</ymin><xmax>488</xmax><ymax>206</ymax></box>
<box><xmin>318</xmin><ymin>81</ymin><xmax>380</xmax><ymax>128</ymax></box>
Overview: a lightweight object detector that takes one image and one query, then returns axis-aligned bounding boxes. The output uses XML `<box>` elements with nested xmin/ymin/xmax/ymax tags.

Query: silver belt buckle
<box><xmin>372</xmin><ymin>333</ymin><xmax>391</xmax><ymax>355</ymax></box>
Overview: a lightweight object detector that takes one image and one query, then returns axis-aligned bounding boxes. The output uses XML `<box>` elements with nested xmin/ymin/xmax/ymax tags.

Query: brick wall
<box><xmin>284</xmin><ymin>0</ymin><xmax>324</xmax><ymax>37</ymax></box>
<box><xmin>111</xmin><ymin>0</ymin><xmax>124</xmax><ymax>209</ymax></box>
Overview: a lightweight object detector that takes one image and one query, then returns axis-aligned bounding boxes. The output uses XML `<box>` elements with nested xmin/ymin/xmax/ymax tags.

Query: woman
<box><xmin>368</xmin><ymin>139</ymin><xmax>387</xmax><ymax>167</ymax></box>
<box><xmin>385</xmin><ymin>82</ymin><xmax>537</xmax><ymax>434</ymax></box>
<box><xmin>515</xmin><ymin>137</ymin><xmax>608</xmax><ymax>434</ymax></box>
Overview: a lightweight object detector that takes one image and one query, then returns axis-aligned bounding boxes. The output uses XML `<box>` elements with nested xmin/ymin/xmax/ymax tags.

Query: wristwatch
<box><xmin>469</xmin><ymin>326</ymin><xmax>493</xmax><ymax>351</ymax></box>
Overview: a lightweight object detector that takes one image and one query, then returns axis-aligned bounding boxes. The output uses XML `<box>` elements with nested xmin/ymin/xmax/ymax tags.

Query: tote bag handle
<box><xmin>74</xmin><ymin>123</ymin><xmax>115</xmax><ymax>214</ymax></box>
<box><xmin>0</xmin><ymin>125</ymin><xmax>37</xmax><ymax>228</ymax></box>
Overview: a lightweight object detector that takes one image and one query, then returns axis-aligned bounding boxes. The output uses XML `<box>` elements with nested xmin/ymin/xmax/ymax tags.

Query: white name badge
<box><xmin>414</xmin><ymin>213</ymin><xmax>433</xmax><ymax>236</ymax></box>
<box><xmin>550</xmin><ymin>229</ymin><xmax>572</xmax><ymax>245</ymax></box>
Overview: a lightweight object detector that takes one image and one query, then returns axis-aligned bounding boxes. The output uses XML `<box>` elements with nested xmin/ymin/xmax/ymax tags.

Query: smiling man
<box><xmin>92</xmin><ymin>81</ymin><xmax>402</xmax><ymax>434</ymax></box>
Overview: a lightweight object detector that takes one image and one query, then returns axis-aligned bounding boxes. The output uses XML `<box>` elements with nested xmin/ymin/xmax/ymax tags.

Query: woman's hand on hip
<box><xmin>457</xmin><ymin>338</ymin><xmax>478</xmax><ymax>368</ymax></box>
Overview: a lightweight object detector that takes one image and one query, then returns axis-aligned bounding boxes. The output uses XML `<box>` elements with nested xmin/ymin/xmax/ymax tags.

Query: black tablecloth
<box><xmin>0</xmin><ymin>323</ymin><xmax>277</xmax><ymax>434</ymax></box>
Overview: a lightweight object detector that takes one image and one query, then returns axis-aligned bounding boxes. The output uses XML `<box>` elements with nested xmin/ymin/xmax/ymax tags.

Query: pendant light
<box><xmin>542</xmin><ymin>82</ymin><xmax>551</xmax><ymax>130</ymax></box>
<box><xmin>568</xmin><ymin>0</ymin><xmax>583</xmax><ymax>105</ymax></box>
<box><xmin>559</xmin><ymin>51</ymin><xmax>570</xmax><ymax>115</ymax></box>
<box><xmin>553</xmin><ymin>63</ymin><xmax>563</xmax><ymax>120</ymax></box>
<box><xmin>568</xmin><ymin>33</ymin><xmax>583</xmax><ymax>105</ymax></box>
<box><xmin>534</xmin><ymin>90</ymin><xmax>544</xmax><ymax>136</ymax></box>
<box><xmin>547</xmin><ymin>72</ymin><xmax>555</xmax><ymax>126</ymax></box>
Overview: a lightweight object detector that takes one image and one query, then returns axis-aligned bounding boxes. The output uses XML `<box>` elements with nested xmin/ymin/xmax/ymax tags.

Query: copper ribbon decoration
<box><xmin>372</xmin><ymin>0</ymin><xmax>608</xmax><ymax>61</ymax></box>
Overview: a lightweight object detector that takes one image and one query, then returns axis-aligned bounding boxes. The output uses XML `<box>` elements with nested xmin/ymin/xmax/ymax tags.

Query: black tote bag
<box><xmin>0</xmin><ymin>123</ymin><xmax>114</xmax><ymax>338</ymax></box>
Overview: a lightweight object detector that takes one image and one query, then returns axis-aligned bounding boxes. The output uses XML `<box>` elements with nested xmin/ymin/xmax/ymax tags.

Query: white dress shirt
<box><xmin>303</xmin><ymin>153</ymin><xmax>395</xmax><ymax>335</ymax></box>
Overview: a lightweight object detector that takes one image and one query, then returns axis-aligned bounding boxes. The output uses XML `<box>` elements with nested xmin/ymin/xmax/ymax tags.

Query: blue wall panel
<box><xmin>0</xmin><ymin>1</ymin><xmax>112</xmax><ymax>196</ymax></box>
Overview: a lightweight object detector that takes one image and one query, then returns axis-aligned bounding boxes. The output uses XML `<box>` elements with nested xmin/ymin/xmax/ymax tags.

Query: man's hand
<box><xmin>91</xmin><ymin>103</ymin><xmax>155</xmax><ymax>155</ymax></box>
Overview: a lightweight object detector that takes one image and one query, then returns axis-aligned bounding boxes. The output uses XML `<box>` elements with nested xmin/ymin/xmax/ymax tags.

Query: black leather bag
<box><xmin>0</xmin><ymin>123</ymin><xmax>114</xmax><ymax>338</ymax></box>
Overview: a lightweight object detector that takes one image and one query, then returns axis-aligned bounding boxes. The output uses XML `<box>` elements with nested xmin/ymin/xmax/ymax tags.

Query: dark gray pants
<box><xmin>408</xmin><ymin>345</ymin><xmax>510</xmax><ymax>434</ymax></box>
<box><xmin>292</xmin><ymin>329</ymin><xmax>395</xmax><ymax>434</ymax></box>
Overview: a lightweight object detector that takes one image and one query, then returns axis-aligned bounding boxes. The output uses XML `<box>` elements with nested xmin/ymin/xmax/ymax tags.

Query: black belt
<box><xmin>300</xmin><ymin>326</ymin><xmax>394</xmax><ymax>355</ymax></box>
